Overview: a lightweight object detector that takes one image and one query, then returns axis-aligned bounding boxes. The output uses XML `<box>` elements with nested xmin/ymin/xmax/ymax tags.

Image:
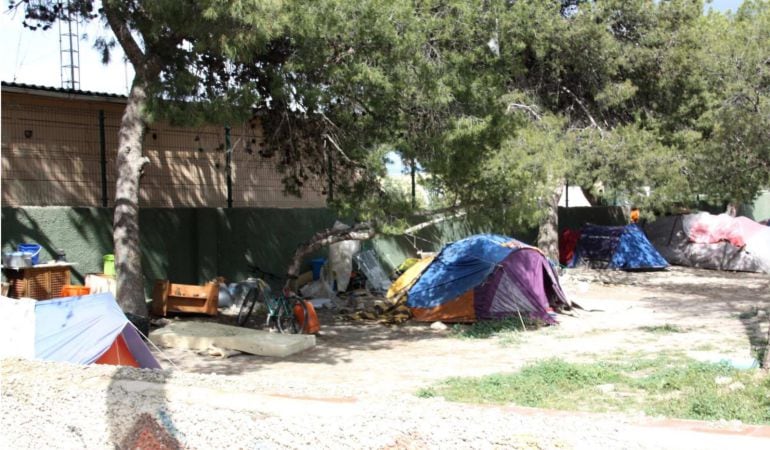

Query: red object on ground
<box><xmin>295</xmin><ymin>300</ymin><xmax>320</xmax><ymax>334</ymax></box>
<box><xmin>559</xmin><ymin>228</ymin><xmax>581</xmax><ymax>265</ymax></box>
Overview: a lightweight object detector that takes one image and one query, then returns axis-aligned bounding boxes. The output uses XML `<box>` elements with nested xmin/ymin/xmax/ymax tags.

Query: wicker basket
<box><xmin>4</xmin><ymin>265</ymin><xmax>71</xmax><ymax>299</ymax></box>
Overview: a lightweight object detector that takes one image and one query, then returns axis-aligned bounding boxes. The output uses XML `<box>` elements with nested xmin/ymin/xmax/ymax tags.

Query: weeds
<box><xmin>415</xmin><ymin>388</ymin><xmax>437</xmax><ymax>398</ymax></box>
<box><xmin>737</xmin><ymin>307</ymin><xmax>760</xmax><ymax>320</ymax></box>
<box><xmin>452</xmin><ymin>318</ymin><xmax>540</xmax><ymax>339</ymax></box>
<box><xmin>418</xmin><ymin>356</ymin><xmax>770</xmax><ymax>424</ymax></box>
<box><xmin>638</xmin><ymin>324</ymin><xmax>686</xmax><ymax>334</ymax></box>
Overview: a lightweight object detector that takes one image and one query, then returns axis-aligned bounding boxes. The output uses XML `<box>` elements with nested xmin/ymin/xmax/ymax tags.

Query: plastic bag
<box><xmin>218</xmin><ymin>283</ymin><xmax>233</xmax><ymax>308</ymax></box>
<box><xmin>328</xmin><ymin>221</ymin><xmax>361</xmax><ymax>292</ymax></box>
<box><xmin>354</xmin><ymin>250</ymin><xmax>391</xmax><ymax>293</ymax></box>
<box><xmin>300</xmin><ymin>264</ymin><xmax>336</xmax><ymax>298</ymax></box>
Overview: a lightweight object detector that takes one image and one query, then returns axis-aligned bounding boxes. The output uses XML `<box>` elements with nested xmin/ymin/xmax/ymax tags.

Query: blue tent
<box><xmin>0</xmin><ymin>293</ymin><xmax>160</xmax><ymax>368</ymax></box>
<box><xmin>570</xmin><ymin>224</ymin><xmax>668</xmax><ymax>270</ymax></box>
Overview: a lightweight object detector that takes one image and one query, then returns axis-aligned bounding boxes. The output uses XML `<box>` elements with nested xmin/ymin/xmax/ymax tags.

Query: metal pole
<box><xmin>99</xmin><ymin>110</ymin><xmax>108</xmax><ymax>207</ymax></box>
<box><xmin>411</xmin><ymin>157</ymin><xmax>416</xmax><ymax>209</ymax></box>
<box><xmin>225</xmin><ymin>126</ymin><xmax>233</xmax><ymax>208</ymax></box>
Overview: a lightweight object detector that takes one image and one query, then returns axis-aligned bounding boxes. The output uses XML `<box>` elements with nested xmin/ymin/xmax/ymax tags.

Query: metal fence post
<box><xmin>225</xmin><ymin>126</ymin><xmax>233</xmax><ymax>208</ymax></box>
<box><xmin>98</xmin><ymin>110</ymin><xmax>108</xmax><ymax>207</ymax></box>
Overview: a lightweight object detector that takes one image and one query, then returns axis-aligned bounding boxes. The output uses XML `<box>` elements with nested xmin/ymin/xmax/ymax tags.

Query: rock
<box><xmin>714</xmin><ymin>376</ymin><xmax>732</xmax><ymax>385</ymax></box>
<box><xmin>596</xmin><ymin>384</ymin><xmax>615</xmax><ymax>394</ymax></box>
<box><xmin>430</xmin><ymin>322</ymin><xmax>448</xmax><ymax>331</ymax></box>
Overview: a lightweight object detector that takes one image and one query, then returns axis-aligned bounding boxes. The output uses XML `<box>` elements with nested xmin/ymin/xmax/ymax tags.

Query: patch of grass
<box><xmin>638</xmin><ymin>324</ymin><xmax>686</xmax><ymax>334</ymax></box>
<box><xmin>452</xmin><ymin>318</ymin><xmax>539</xmax><ymax>339</ymax></box>
<box><xmin>415</xmin><ymin>387</ymin><xmax>437</xmax><ymax>398</ymax></box>
<box><xmin>737</xmin><ymin>308</ymin><xmax>760</xmax><ymax>320</ymax></box>
<box><xmin>419</xmin><ymin>357</ymin><xmax>770</xmax><ymax>424</ymax></box>
<box><xmin>692</xmin><ymin>343</ymin><xmax>718</xmax><ymax>352</ymax></box>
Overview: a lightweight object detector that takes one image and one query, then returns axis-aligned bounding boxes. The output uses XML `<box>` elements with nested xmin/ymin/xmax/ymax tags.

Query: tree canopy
<box><xmin>12</xmin><ymin>0</ymin><xmax>770</xmax><ymax>312</ymax></box>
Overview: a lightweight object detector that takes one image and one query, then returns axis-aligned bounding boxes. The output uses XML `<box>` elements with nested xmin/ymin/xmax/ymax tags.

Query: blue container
<box><xmin>18</xmin><ymin>243</ymin><xmax>42</xmax><ymax>265</ymax></box>
<box><xmin>310</xmin><ymin>258</ymin><xmax>326</xmax><ymax>281</ymax></box>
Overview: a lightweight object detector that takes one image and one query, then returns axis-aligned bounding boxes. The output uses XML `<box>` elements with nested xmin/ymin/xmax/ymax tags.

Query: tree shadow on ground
<box><xmin>149</xmin><ymin>317</ymin><xmax>457</xmax><ymax>376</ymax></box>
<box><xmin>631</xmin><ymin>275</ymin><xmax>769</xmax><ymax>354</ymax></box>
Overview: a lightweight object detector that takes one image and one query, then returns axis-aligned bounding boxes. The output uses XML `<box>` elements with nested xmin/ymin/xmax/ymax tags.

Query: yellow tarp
<box><xmin>386</xmin><ymin>256</ymin><xmax>434</xmax><ymax>300</ymax></box>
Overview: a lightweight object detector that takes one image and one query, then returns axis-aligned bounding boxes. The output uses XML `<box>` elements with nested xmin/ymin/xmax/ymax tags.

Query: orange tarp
<box><xmin>411</xmin><ymin>290</ymin><xmax>476</xmax><ymax>323</ymax></box>
<box><xmin>95</xmin><ymin>334</ymin><xmax>140</xmax><ymax>368</ymax></box>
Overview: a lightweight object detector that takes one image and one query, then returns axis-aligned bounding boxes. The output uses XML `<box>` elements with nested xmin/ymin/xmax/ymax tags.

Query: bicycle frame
<box><xmin>237</xmin><ymin>279</ymin><xmax>308</xmax><ymax>333</ymax></box>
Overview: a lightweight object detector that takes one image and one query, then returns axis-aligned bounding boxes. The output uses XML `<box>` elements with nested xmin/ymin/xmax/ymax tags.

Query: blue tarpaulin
<box><xmin>35</xmin><ymin>293</ymin><xmax>131</xmax><ymax>364</ymax></box>
<box><xmin>571</xmin><ymin>224</ymin><xmax>668</xmax><ymax>270</ymax></box>
<box><xmin>407</xmin><ymin>234</ymin><xmax>520</xmax><ymax>309</ymax></box>
<box><xmin>1</xmin><ymin>293</ymin><xmax>160</xmax><ymax>368</ymax></box>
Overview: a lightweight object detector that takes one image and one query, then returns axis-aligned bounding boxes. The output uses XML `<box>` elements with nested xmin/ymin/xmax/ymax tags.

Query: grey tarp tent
<box><xmin>644</xmin><ymin>215</ymin><xmax>767</xmax><ymax>273</ymax></box>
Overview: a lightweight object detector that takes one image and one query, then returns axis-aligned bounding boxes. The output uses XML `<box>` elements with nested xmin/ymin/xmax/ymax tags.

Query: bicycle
<box><xmin>236</xmin><ymin>278</ymin><xmax>309</xmax><ymax>334</ymax></box>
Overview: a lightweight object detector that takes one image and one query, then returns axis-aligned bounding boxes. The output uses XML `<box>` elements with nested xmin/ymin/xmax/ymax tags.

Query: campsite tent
<box><xmin>403</xmin><ymin>234</ymin><xmax>574</xmax><ymax>323</ymax></box>
<box><xmin>0</xmin><ymin>293</ymin><xmax>160</xmax><ymax>368</ymax></box>
<box><xmin>644</xmin><ymin>213</ymin><xmax>770</xmax><ymax>274</ymax></box>
<box><xmin>569</xmin><ymin>224</ymin><xmax>668</xmax><ymax>270</ymax></box>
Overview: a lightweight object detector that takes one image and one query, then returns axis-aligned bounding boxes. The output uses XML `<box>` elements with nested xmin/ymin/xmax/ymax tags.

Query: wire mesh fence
<box><xmin>1</xmin><ymin>96</ymin><xmax>327</xmax><ymax>209</ymax></box>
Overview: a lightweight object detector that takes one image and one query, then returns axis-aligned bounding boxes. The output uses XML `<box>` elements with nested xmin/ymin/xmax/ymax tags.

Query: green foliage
<box><xmin>17</xmin><ymin>0</ymin><xmax>770</xmax><ymax>225</ymax></box>
<box><xmin>421</xmin><ymin>356</ymin><xmax>770</xmax><ymax>424</ymax></box>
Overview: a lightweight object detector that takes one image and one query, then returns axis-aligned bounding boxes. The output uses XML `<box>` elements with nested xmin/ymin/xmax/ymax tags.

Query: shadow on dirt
<box><xmin>150</xmin><ymin>314</ymin><xmax>452</xmax><ymax>376</ymax></box>
<box><xmin>608</xmin><ymin>269</ymin><xmax>770</xmax><ymax>355</ymax></box>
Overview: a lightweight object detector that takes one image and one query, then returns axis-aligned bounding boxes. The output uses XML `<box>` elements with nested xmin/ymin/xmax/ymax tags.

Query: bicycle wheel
<box><xmin>236</xmin><ymin>287</ymin><xmax>258</xmax><ymax>326</ymax></box>
<box><xmin>277</xmin><ymin>298</ymin><xmax>307</xmax><ymax>334</ymax></box>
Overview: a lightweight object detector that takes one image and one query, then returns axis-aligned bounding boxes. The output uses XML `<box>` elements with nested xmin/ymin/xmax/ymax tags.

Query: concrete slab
<box><xmin>149</xmin><ymin>321</ymin><xmax>315</xmax><ymax>358</ymax></box>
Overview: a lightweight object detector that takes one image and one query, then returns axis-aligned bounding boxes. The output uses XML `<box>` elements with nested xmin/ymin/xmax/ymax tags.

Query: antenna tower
<box><xmin>59</xmin><ymin>1</ymin><xmax>80</xmax><ymax>90</ymax></box>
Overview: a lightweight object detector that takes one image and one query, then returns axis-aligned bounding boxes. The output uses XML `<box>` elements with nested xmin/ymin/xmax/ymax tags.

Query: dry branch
<box><xmin>285</xmin><ymin>222</ymin><xmax>377</xmax><ymax>290</ymax></box>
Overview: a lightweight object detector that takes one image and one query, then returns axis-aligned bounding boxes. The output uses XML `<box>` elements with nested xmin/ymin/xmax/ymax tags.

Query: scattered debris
<box><xmin>430</xmin><ymin>321</ymin><xmax>448</xmax><ymax>331</ymax></box>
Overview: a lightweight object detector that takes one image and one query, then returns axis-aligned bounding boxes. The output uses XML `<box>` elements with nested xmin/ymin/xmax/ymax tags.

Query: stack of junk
<box><xmin>387</xmin><ymin>234</ymin><xmax>577</xmax><ymax>324</ymax></box>
<box><xmin>644</xmin><ymin>212</ymin><xmax>770</xmax><ymax>274</ymax></box>
<box><xmin>0</xmin><ymin>292</ymin><xmax>160</xmax><ymax>369</ymax></box>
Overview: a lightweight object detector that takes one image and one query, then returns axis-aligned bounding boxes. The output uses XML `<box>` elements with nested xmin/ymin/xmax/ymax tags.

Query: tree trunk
<box><xmin>113</xmin><ymin>78</ymin><xmax>151</xmax><ymax>320</ymax></box>
<box><xmin>284</xmin><ymin>223</ymin><xmax>376</xmax><ymax>291</ymax></box>
<box><xmin>537</xmin><ymin>183</ymin><xmax>563</xmax><ymax>263</ymax></box>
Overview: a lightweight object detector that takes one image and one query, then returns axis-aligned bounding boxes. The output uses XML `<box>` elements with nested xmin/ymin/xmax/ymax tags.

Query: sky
<box><xmin>0</xmin><ymin>0</ymin><xmax>745</xmax><ymax>174</ymax></box>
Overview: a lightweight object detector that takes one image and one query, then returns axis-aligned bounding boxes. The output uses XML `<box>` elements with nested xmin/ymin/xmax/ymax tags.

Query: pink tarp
<box><xmin>684</xmin><ymin>213</ymin><xmax>765</xmax><ymax>247</ymax></box>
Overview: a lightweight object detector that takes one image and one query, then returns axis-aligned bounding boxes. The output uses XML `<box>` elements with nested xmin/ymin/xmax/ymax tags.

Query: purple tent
<box><xmin>407</xmin><ymin>234</ymin><xmax>575</xmax><ymax>323</ymax></box>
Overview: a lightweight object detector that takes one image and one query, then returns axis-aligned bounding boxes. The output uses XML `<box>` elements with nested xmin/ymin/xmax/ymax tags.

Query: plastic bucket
<box><xmin>310</xmin><ymin>258</ymin><xmax>326</xmax><ymax>281</ymax></box>
<box><xmin>17</xmin><ymin>243</ymin><xmax>41</xmax><ymax>265</ymax></box>
<box><xmin>60</xmin><ymin>285</ymin><xmax>91</xmax><ymax>297</ymax></box>
<box><xmin>103</xmin><ymin>254</ymin><xmax>115</xmax><ymax>276</ymax></box>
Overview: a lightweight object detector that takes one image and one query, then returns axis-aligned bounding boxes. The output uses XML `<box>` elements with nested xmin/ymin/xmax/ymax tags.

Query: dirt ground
<box><xmin>151</xmin><ymin>266</ymin><xmax>770</xmax><ymax>401</ymax></box>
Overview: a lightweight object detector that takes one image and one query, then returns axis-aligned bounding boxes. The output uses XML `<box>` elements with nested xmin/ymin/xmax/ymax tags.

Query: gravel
<box><xmin>3</xmin><ymin>357</ymin><xmax>769</xmax><ymax>449</ymax></box>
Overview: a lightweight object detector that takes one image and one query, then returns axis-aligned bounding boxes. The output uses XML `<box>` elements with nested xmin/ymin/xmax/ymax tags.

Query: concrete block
<box><xmin>149</xmin><ymin>321</ymin><xmax>315</xmax><ymax>357</ymax></box>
